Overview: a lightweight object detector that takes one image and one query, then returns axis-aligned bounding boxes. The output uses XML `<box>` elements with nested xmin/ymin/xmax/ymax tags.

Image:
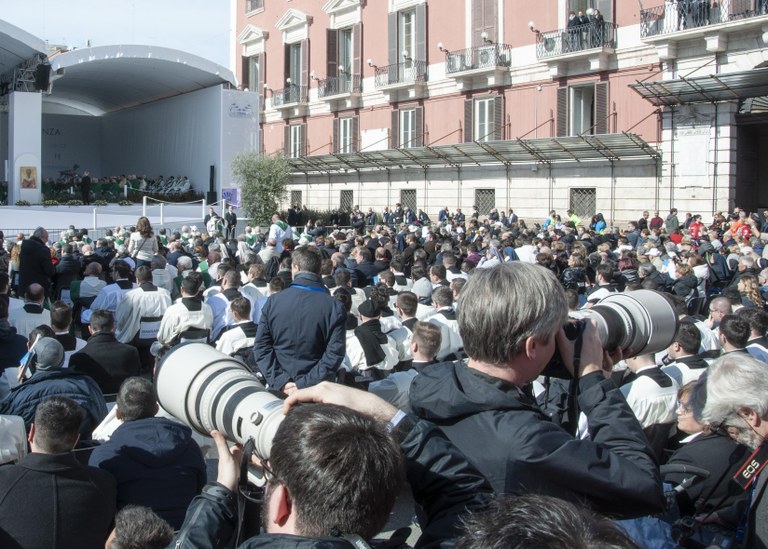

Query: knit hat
<box><xmin>34</xmin><ymin>337</ymin><xmax>65</xmax><ymax>371</ymax></box>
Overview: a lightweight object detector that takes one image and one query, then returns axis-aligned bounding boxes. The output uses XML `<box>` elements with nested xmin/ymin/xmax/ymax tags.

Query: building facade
<box><xmin>235</xmin><ymin>0</ymin><xmax>768</xmax><ymax>224</ymax></box>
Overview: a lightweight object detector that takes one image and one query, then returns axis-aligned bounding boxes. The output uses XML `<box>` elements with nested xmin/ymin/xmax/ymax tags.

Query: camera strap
<box><xmin>236</xmin><ymin>438</ymin><xmax>257</xmax><ymax>546</ymax></box>
<box><xmin>566</xmin><ymin>336</ymin><xmax>584</xmax><ymax>437</ymax></box>
<box><xmin>733</xmin><ymin>442</ymin><xmax>768</xmax><ymax>491</ymax></box>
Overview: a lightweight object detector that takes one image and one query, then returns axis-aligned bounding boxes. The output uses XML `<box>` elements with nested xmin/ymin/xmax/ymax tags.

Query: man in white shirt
<box><xmin>8</xmin><ymin>284</ymin><xmax>51</xmax><ymax>340</ymax></box>
<box><xmin>215</xmin><ymin>296</ymin><xmax>257</xmax><ymax>356</ymax></box>
<box><xmin>268</xmin><ymin>214</ymin><xmax>293</xmax><ymax>255</ymax></box>
<box><xmin>84</xmin><ymin>260</ymin><xmax>136</xmax><ymax>325</ymax></box>
<box><xmin>428</xmin><ymin>287</ymin><xmax>463</xmax><ymax>361</ymax></box>
<box><xmin>50</xmin><ymin>301</ymin><xmax>86</xmax><ymax>367</ymax></box>
<box><xmin>156</xmin><ymin>275</ymin><xmax>213</xmax><ymax>348</ymax></box>
<box><xmin>661</xmin><ymin>322</ymin><xmax>709</xmax><ymax>387</ymax></box>
<box><xmin>620</xmin><ymin>354</ymin><xmax>679</xmax><ymax>429</ymax></box>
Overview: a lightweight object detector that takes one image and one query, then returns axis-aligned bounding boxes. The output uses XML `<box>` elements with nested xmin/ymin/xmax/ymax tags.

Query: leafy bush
<box><xmin>93</xmin><ymin>199</ymin><xmax>109</xmax><ymax>206</ymax></box>
<box><xmin>233</xmin><ymin>152</ymin><xmax>289</xmax><ymax>226</ymax></box>
<box><xmin>66</xmin><ymin>199</ymin><xmax>84</xmax><ymax>207</ymax></box>
<box><xmin>119</xmin><ymin>199</ymin><xmax>133</xmax><ymax>206</ymax></box>
<box><xmin>42</xmin><ymin>200</ymin><xmax>60</xmax><ymax>207</ymax></box>
<box><xmin>14</xmin><ymin>200</ymin><xmax>30</xmax><ymax>206</ymax></box>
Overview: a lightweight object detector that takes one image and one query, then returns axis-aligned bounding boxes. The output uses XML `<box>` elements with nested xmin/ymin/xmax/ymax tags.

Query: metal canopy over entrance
<box><xmin>287</xmin><ymin>133</ymin><xmax>660</xmax><ymax>175</ymax></box>
<box><xmin>629</xmin><ymin>67</ymin><xmax>768</xmax><ymax>107</ymax></box>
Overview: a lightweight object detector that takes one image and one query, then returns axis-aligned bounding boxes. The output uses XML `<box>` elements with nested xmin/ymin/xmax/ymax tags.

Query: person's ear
<box><xmin>738</xmin><ymin>407</ymin><xmax>761</xmax><ymax>428</ymax></box>
<box><xmin>524</xmin><ymin>336</ymin><xmax>538</xmax><ymax>361</ymax></box>
<box><xmin>28</xmin><ymin>423</ymin><xmax>35</xmax><ymax>446</ymax></box>
<box><xmin>268</xmin><ymin>484</ymin><xmax>293</xmax><ymax>528</ymax></box>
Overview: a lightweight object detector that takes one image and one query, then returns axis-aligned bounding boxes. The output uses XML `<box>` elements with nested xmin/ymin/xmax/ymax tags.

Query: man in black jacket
<box><xmin>19</xmin><ymin>226</ymin><xmax>54</xmax><ymax>299</ymax></box>
<box><xmin>224</xmin><ymin>205</ymin><xmax>238</xmax><ymax>240</ymax></box>
<box><xmin>70</xmin><ymin>309</ymin><xmax>141</xmax><ymax>394</ymax></box>
<box><xmin>409</xmin><ymin>262</ymin><xmax>665</xmax><ymax>519</ymax></box>
<box><xmin>172</xmin><ymin>383</ymin><xmax>491</xmax><ymax>548</ymax></box>
<box><xmin>0</xmin><ymin>397</ymin><xmax>116</xmax><ymax>549</ymax></box>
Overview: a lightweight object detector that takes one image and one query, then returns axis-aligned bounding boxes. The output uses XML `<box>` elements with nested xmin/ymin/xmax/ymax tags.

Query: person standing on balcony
<box><xmin>590</xmin><ymin>9</ymin><xmax>605</xmax><ymax>47</ymax></box>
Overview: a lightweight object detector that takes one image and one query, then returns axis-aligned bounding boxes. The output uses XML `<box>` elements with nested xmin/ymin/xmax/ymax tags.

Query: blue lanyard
<box><xmin>291</xmin><ymin>284</ymin><xmax>326</xmax><ymax>293</ymax></box>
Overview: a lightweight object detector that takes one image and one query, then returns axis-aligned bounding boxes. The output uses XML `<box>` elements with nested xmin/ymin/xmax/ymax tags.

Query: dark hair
<box><xmin>268</xmin><ymin>277</ymin><xmax>285</xmax><ymax>293</ymax></box>
<box><xmin>432</xmin><ymin>286</ymin><xmax>453</xmax><ymax>308</ymax></box>
<box><xmin>135</xmin><ymin>265</ymin><xmax>152</xmax><ymax>283</ymax></box>
<box><xmin>738</xmin><ymin>306</ymin><xmax>768</xmax><ymax>336</ymax></box>
<box><xmin>334</xmin><ymin>269</ymin><xmax>352</xmax><ymax>288</ymax></box>
<box><xmin>674</xmin><ymin>322</ymin><xmax>701</xmax><ymax>355</ymax></box>
<box><xmin>719</xmin><ymin>314</ymin><xmax>750</xmax><ymax>348</ymax></box>
<box><xmin>456</xmin><ymin>495</ymin><xmax>640</xmax><ymax>549</ymax></box>
<box><xmin>117</xmin><ymin>377</ymin><xmax>158</xmax><ymax>421</ymax></box>
<box><xmin>270</xmin><ymin>404</ymin><xmax>405</xmax><ymax>540</ymax></box>
<box><xmin>0</xmin><ymin>272</ymin><xmax>9</xmax><ymax>294</ymax></box>
<box><xmin>430</xmin><ymin>264</ymin><xmax>446</xmax><ymax>280</ymax></box>
<box><xmin>90</xmin><ymin>309</ymin><xmax>115</xmax><ymax>334</ymax></box>
<box><xmin>33</xmin><ymin>397</ymin><xmax>83</xmax><ymax>453</ymax></box>
<box><xmin>411</xmin><ymin>264</ymin><xmax>427</xmax><ymax>281</ymax></box>
<box><xmin>293</xmin><ymin>246</ymin><xmax>322</xmax><ymax>275</ymax></box>
<box><xmin>181</xmin><ymin>276</ymin><xmax>202</xmax><ymax>296</ymax></box>
<box><xmin>110</xmin><ymin>505</ymin><xmax>174</xmax><ymax>549</ymax></box>
<box><xmin>378</xmin><ymin>270</ymin><xmax>395</xmax><ymax>286</ymax></box>
<box><xmin>333</xmin><ymin>287</ymin><xmax>353</xmax><ymax>312</ymax></box>
<box><xmin>230</xmin><ymin>296</ymin><xmax>251</xmax><ymax>319</ymax></box>
<box><xmin>25</xmin><ymin>283</ymin><xmax>45</xmax><ymax>303</ymax></box>
<box><xmin>113</xmin><ymin>259</ymin><xmax>132</xmax><ymax>279</ymax></box>
<box><xmin>396</xmin><ymin>291</ymin><xmax>418</xmax><ymax>316</ymax></box>
<box><xmin>50</xmin><ymin>300</ymin><xmax>73</xmax><ymax>331</ymax></box>
<box><xmin>596</xmin><ymin>263</ymin><xmax>614</xmax><ymax>281</ymax></box>
<box><xmin>29</xmin><ymin>324</ymin><xmax>55</xmax><ymax>342</ymax></box>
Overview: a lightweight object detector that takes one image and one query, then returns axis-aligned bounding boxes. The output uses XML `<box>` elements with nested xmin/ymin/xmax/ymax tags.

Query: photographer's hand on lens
<box><xmin>283</xmin><ymin>381</ymin><xmax>398</xmax><ymax>424</ymax></box>
<box><xmin>555</xmin><ymin>319</ymin><xmax>608</xmax><ymax>379</ymax></box>
<box><xmin>282</xmin><ymin>382</ymin><xmax>298</xmax><ymax>395</ymax></box>
<box><xmin>211</xmin><ymin>430</ymin><xmax>243</xmax><ymax>493</ymax></box>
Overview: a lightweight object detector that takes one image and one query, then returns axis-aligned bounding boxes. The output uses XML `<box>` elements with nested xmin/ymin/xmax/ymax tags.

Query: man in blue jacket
<box><xmin>89</xmin><ymin>377</ymin><xmax>206</xmax><ymax>529</ymax></box>
<box><xmin>254</xmin><ymin>246</ymin><xmax>346</xmax><ymax>394</ymax></box>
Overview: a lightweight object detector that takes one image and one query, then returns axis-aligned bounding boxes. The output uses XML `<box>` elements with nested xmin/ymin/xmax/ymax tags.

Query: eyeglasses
<box><xmin>261</xmin><ymin>460</ymin><xmax>280</xmax><ymax>485</ymax></box>
<box><xmin>676</xmin><ymin>401</ymin><xmax>692</xmax><ymax>414</ymax></box>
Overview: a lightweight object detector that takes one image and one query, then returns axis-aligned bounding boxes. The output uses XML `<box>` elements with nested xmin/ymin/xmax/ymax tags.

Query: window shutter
<box><xmin>301</xmin><ymin>123</ymin><xmax>308</xmax><ymax>156</ymax></box>
<box><xmin>464</xmin><ymin>98</ymin><xmax>474</xmax><ymax>142</ymax></box>
<box><xmin>284</xmin><ymin>125</ymin><xmax>291</xmax><ymax>156</ymax></box>
<box><xmin>484</xmin><ymin>0</ymin><xmax>498</xmax><ymax>44</ymax></box>
<box><xmin>333</xmin><ymin>118</ymin><xmax>340</xmax><ymax>153</ymax></box>
<box><xmin>416</xmin><ymin>3</ymin><xmax>427</xmax><ymax>63</ymax></box>
<box><xmin>352</xmin><ymin>23</ymin><xmax>362</xmax><ymax>87</ymax></box>
<box><xmin>327</xmin><ymin>29</ymin><xmax>338</xmax><ymax>79</ymax></box>
<box><xmin>414</xmin><ymin>106</ymin><xmax>424</xmax><ymax>147</ymax></box>
<box><xmin>241</xmin><ymin>56</ymin><xmax>250</xmax><ymax>90</ymax></box>
<box><xmin>595</xmin><ymin>81</ymin><xmax>609</xmax><ymax>135</ymax></box>
<box><xmin>352</xmin><ymin>116</ymin><xmax>360</xmax><ymax>152</ymax></box>
<box><xmin>391</xmin><ymin>109</ymin><xmax>400</xmax><ymax>149</ymax></box>
<box><xmin>472</xmin><ymin>0</ymin><xmax>484</xmax><ymax>47</ymax></box>
<box><xmin>388</xmin><ymin>12</ymin><xmax>398</xmax><ymax>67</ymax></box>
<box><xmin>257</xmin><ymin>53</ymin><xmax>266</xmax><ymax>111</ymax></box>
<box><xmin>259</xmin><ymin>127</ymin><xmax>264</xmax><ymax>154</ymax></box>
<box><xmin>557</xmin><ymin>87</ymin><xmax>568</xmax><ymax>137</ymax></box>
<box><xmin>494</xmin><ymin>94</ymin><xmax>505</xmax><ymax>140</ymax></box>
<box><xmin>283</xmin><ymin>44</ymin><xmax>291</xmax><ymax>84</ymax></box>
<box><xmin>301</xmin><ymin>39</ymin><xmax>309</xmax><ymax>91</ymax></box>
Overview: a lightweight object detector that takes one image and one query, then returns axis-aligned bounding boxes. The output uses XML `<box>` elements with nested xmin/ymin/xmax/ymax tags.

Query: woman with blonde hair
<box><xmin>738</xmin><ymin>274</ymin><xmax>765</xmax><ymax>309</ymax></box>
<box><xmin>127</xmin><ymin>216</ymin><xmax>158</xmax><ymax>268</ymax></box>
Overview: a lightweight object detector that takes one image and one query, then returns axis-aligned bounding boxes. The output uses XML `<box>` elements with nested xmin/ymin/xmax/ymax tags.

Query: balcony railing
<box><xmin>374</xmin><ymin>60</ymin><xmax>428</xmax><ymax>88</ymax></box>
<box><xmin>536</xmin><ymin>21</ymin><xmax>616</xmax><ymax>59</ymax></box>
<box><xmin>271</xmin><ymin>84</ymin><xmax>308</xmax><ymax>107</ymax></box>
<box><xmin>317</xmin><ymin>75</ymin><xmax>362</xmax><ymax>98</ymax></box>
<box><xmin>445</xmin><ymin>43</ymin><xmax>512</xmax><ymax>74</ymax></box>
<box><xmin>641</xmin><ymin>0</ymin><xmax>767</xmax><ymax>38</ymax></box>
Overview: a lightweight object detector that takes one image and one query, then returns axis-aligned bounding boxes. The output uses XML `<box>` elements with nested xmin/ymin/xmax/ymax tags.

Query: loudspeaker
<box><xmin>34</xmin><ymin>64</ymin><xmax>51</xmax><ymax>91</ymax></box>
<box><xmin>209</xmin><ymin>165</ymin><xmax>215</xmax><ymax>193</ymax></box>
<box><xmin>206</xmin><ymin>192</ymin><xmax>217</xmax><ymax>204</ymax></box>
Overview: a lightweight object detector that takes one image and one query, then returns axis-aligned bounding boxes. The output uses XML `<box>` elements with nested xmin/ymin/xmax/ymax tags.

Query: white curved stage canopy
<box><xmin>0</xmin><ymin>19</ymin><xmax>46</xmax><ymax>75</ymax></box>
<box><xmin>48</xmin><ymin>45</ymin><xmax>237</xmax><ymax>116</ymax></box>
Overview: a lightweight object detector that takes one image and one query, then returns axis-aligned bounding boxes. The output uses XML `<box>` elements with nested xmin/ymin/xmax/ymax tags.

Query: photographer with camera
<box><xmin>409</xmin><ymin>262</ymin><xmax>665</xmax><ymax>518</ymax></box>
<box><xmin>171</xmin><ymin>382</ymin><xmax>492</xmax><ymax>548</ymax></box>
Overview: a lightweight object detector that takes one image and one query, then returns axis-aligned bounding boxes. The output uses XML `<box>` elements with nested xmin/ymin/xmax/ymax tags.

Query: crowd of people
<box><xmin>0</xmin><ymin>201</ymin><xmax>767</xmax><ymax>548</ymax></box>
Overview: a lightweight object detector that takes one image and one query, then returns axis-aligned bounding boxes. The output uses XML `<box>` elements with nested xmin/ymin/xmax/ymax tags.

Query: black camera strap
<box><xmin>566</xmin><ymin>335</ymin><xmax>584</xmax><ymax>437</ymax></box>
<box><xmin>236</xmin><ymin>438</ymin><xmax>257</xmax><ymax>546</ymax></box>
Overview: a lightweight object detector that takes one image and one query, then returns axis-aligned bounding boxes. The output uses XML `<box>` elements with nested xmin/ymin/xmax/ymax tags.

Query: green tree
<box><xmin>232</xmin><ymin>152</ymin><xmax>290</xmax><ymax>225</ymax></box>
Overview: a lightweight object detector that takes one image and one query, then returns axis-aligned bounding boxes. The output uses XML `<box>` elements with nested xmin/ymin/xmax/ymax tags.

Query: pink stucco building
<box><xmin>235</xmin><ymin>0</ymin><xmax>768</xmax><ymax>223</ymax></box>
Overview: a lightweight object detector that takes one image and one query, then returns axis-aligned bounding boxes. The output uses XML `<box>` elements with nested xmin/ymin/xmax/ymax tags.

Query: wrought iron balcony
<box><xmin>317</xmin><ymin>75</ymin><xmax>362</xmax><ymax>98</ymax></box>
<box><xmin>536</xmin><ymin>21</ymin><xmax>616</xmax><ymax>59</ymax></box>
<box><xmin>271</xmin><ymin>84</ymin><xmax>308</xmax><ymax>107</ymax></box>
<box><xmin>374</xmin><ymin>60</ymin><xmax>428</xmax><ymax>88</ymax></box>
<box><xmin>641</xmin><ymin>0</ymin><xmax>767</xmax><ymax>38</ymax></box>
<box><xmin>445</xmin><ymin>44</ymin><xmax>512</xmax><ymax>74</ymax></box>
